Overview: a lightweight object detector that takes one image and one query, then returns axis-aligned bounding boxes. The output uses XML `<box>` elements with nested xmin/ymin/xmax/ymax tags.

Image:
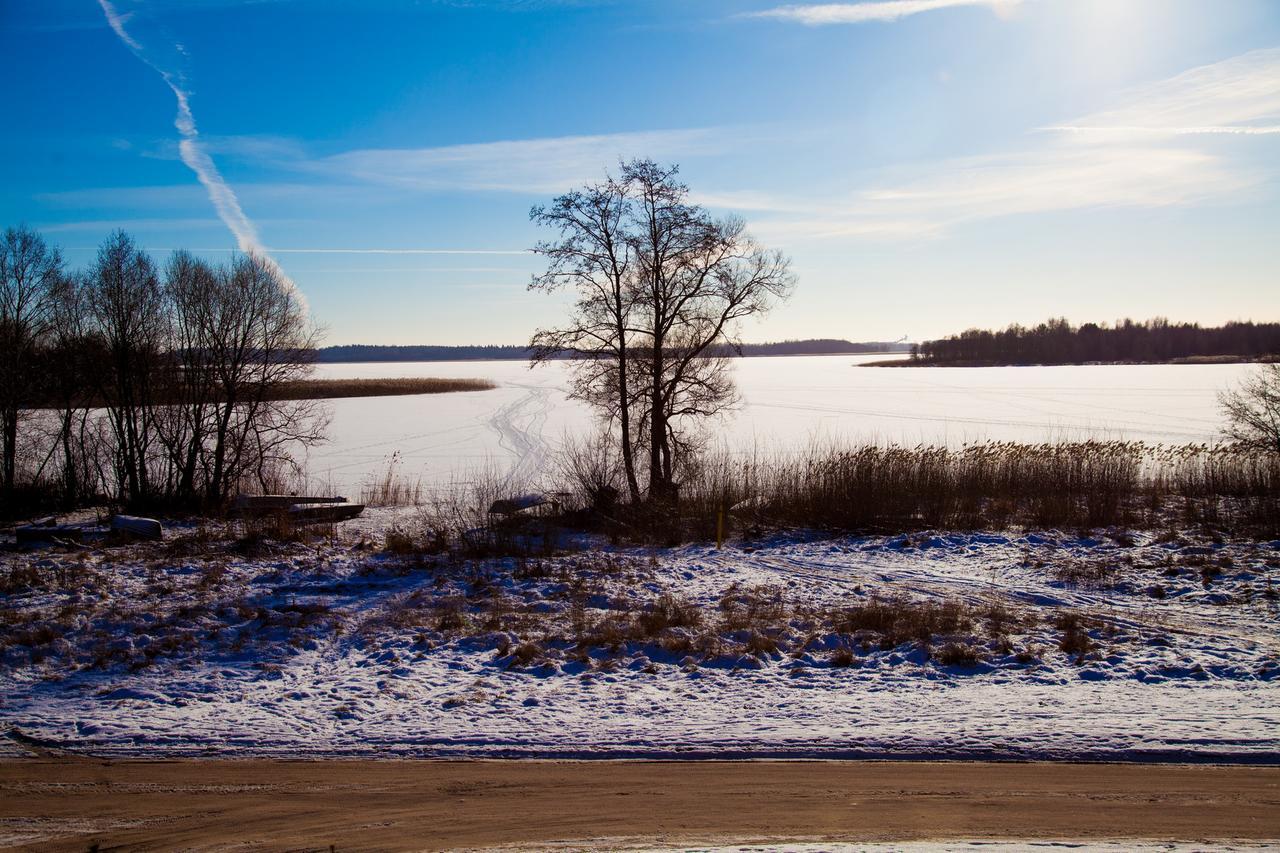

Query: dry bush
<box><xmin>743</xmin><ymin>630</ymin><xmax>779</xmax><ymax>656</ymax></box>
<box><xmin>1055</xmin><ymin>611</ymin><xmax>1094</xmax><ymax>659</ymax></box>
<box><xmin>411</xmin><ymin>466</ymin><xmax>566</xmax><ymax>558</ymax></box>
<box><xmin>634</xmin><ymin>592</ymin><xmax>701</xmax><ymax>637</ymax></box>
<box><xmin>835</xmin><ymin>596</ymin><xmax>972</xmax><ymax>649</ymax></box>
<box><xmin>829</xmin><ymin>647</ymin><xmax>857</xmax><ymax>667</ymax></box>
<box><xmin>1052</xmin><ymin>559</ymin><xmax>1121</xmax><ymax>589</ymax></box>
<box><xmin>935</xmin><ymin>642</ymin><xmax>981</xmax><ymax>666</ymax></box>
<box><xmin>508</xmin><ymin>640</ymin><xmax>543</xmax><ymax>668</ymax></box>
<box><xmin>719</xmin><ymin>584</ymin><xmax>787</xmax><ymax>632</ymax></box>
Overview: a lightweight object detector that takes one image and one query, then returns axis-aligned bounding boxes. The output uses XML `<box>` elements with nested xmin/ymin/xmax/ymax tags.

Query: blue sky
<box><xmin>2</xmin><ymin>0</ymin><xmax>1278</xmax><ymax>345</ymax></box>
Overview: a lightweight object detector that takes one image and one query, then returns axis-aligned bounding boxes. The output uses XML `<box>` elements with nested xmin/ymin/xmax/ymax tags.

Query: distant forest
<box><xmin>911</xmin><ymin>318</ymin><xmax>1280</xmax><ymax>365</ymax></box>
<box><xmin>316</xmin><ymin>339</ymin><xmax>911</xmax><ymax>362</ymax></box>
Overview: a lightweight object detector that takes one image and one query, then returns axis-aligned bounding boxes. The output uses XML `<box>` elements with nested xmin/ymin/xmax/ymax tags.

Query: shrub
<box><xmin>836</xmin><ymin>596</ymin><xmax>971</xmax><ymax>648</ymax></box>
<box><xmin>1055</xmin><ymin>612</ymin><xmax>1094</xmax><ymax>659</ymax></box>
<box><xmin>829</xmin><ymin>647</ymin><xmax>856</xmax><ymax>667</ymax></box>
<box><xmin>509</xmin><ymin>640</ymin><xmax>543</xmax><ymax>668</ymax></box>
<box><xmin>935</xmin><ymin>642</ymin><xmax>981</xmax><ymax>666</ymax></box>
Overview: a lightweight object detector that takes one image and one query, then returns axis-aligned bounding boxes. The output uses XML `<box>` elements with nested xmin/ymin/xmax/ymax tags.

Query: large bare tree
<box><xmin>531</xmin><ymin>159</ymin><xmax>794</xmax><ymax>502</ymax></box>
<box><xmin>0</xmin><ymin>225</ymin><xmax>61</xmax><ymax>499</ymax></box>
<box><xmin>529</xmin><ymin>173</ymin><xmax>643</xmax><ymax>501</ymax></box>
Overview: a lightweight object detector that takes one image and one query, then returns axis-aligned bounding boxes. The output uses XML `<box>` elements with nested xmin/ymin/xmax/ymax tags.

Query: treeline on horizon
<box><xmin>316</xmin><ymin>339</ymin><xmax>910</xmax><ymax>363</ymax></box>
<box><xmin>911</xmin><ymin>318</ymin><xmax>1280</xmax><ymax>366</ymax></box>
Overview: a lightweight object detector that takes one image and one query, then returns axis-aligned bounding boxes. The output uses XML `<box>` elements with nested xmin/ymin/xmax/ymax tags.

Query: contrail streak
<box><xmin>96</xmin><ymin>0</ymin><xmax>303</xmax><ymax>304</ymax></box>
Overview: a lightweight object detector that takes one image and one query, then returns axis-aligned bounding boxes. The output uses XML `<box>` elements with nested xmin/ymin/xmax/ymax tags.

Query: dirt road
<box><xmin>2</xmin><ymin>759</ymin><xmax>1278</xmax><ymax>851</ymax></box>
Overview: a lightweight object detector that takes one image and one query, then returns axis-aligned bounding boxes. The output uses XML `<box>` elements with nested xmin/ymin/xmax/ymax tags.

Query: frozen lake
<box><xmin>305</xmin><ymin>355</ymin><xmax>1251</xmax><ymax>494</ymax></box>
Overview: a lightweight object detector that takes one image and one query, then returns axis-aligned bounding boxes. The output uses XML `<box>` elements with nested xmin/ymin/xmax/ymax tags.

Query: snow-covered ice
<box><xmin>2</xmin><ymin>509</ymin><xmax>1277</xmax><ymax>761</ymax></box>
<box><xmin>307</xmin><ymin>356</ymin><xmax>1253</xmax><ymax>493</ymax></box>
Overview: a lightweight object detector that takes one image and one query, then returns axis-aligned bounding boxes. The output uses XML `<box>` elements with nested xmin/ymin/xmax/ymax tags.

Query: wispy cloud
<box><xmin>1040</xmin><ymin>47</ymin><xmax>1280</xmax><ymax>141</ymax></box>
<box><xmin>748</xmin><ymin>50</ymin><xmax>1278</xmax><ymax>242</ymax></box>
<box><xmin>1044</xmin><ymin>125</ymin><xmax>1280</xmax><ymax>138</ymax></box>
<box><xmin>746</xmin><ymin>0</ymin><xmax>1021</xmax><ymax>26</ymax></box>
<box><xmin>95</xmin><ymin>0</ymin><xmax>302</xmax><ymax>300</ymax></box>
<box><xmin>312</xmin><ymin>129</ymin><xmax>726</xmax><ymax>194</ymax></box>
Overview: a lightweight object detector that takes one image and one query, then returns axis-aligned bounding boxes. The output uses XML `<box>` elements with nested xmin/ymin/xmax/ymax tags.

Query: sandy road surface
<box><xmin>1</xmin><ymin>759</ymin><xmax>1278</xmax><ymax>851</ymax></box>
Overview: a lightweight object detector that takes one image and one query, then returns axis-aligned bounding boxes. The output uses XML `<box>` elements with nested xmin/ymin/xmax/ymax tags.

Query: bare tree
<box><xmin>199</xmin><ymin>253</ymin><xmax>324</xmax><ymax>504</ymax></box>
<box><xmin>531</xmin><ymin>159</ymin><xmax>794</xmax><ymax>502</ymax></box>
<box><xmin>86</xmin><ymin>231</ymin><xmax>168</xmax><ymax>505</ymax></box>
<box><xmin>0</xmin><ymin>225</ymin><xmax>61</xmax><ymax>499</ymax></box>
<box><xmin>160</xmin><ymin>250</ymin><xmax>222</xmax><ymax>503</ymax></box>
<box><xmin>45</xmin><ymin>271</ymin><xmax>104</xmax><ymax>505</ymax></box>
<box><xmin>623</xmin><ymin>161</ymin><xmax>794</xmax><ymax>499</ymax></box>
<box><xmin>529</xmin><ymin>174</ymin><xmax>643</xmax><ymax>501</ymax></box>
<box><xmin>1220</xmin><ymin>363</ymin><xmax>1280</xmax><ymax>453</ymax></box>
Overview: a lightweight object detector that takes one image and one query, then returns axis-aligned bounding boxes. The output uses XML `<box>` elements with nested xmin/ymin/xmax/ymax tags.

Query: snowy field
<box><xmin>305</xmin><ymin>355</ymin><xmax>1252</xmax><ymax>494</ymax></box>
<box><xmin>2</xmin><ymin>508</ymin><xmax>1277</xmax><ymax>761</ymax></box>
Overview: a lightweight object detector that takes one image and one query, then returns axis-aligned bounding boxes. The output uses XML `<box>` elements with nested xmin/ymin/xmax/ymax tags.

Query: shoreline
<box><xmin>315</xmin><ymin>350</ymin><xmax>912</xmax><ymax>365</ymax></box>
<box><xmin>863</xmin><ymin>356</ymin><xmax>1275</xmax><ymax>368</ymax></box>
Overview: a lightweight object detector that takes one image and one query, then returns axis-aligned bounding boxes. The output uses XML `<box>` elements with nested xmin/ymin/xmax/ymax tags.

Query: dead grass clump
<box><xmin>0</xmin><ymin>563</ymin><xmax>46</xmax><ymax>594</ymax></box>
<box><xmin>836</xmin><ymin>596</ymin><xmax>971</xmax><ymax>649</ymax></box>
<box><xmin>433</xmin><ymin>598</ymin><xmax>468</xmax><ymax>632</ymax></box>
<box><xmin>162</xmin><ymin>526</ymin><xmax>221</xmax><ymax>559</ymax></box>
<box><xmin>935</xmin><ymin>642</ymin><xmax>981</xmax><ymax>667</ymax></box>
<box><xmin>195</xmin><ymin>562</ymin><xmax>228</xmax><ymax>591</ymax></box>
<box><xmin>361</xmin><ymin>454</ymin><xmax>424</xmax><ymax>507</ymax></box>
<box><xmin>829</xmin><ymin>647</ymin><xmax>857</xmax><ymax>667</ymax></box>
<box><xmin>508</xmin><ymin>640</ymin><xmax>543</xmax><ymax>668</ymax></box>
<box><xmin>231</xmin><ymin>513</ymin><xmax>317</xmax><ymax>556</ymax></box>
<box><xmin>634</xmin><ymin>593</ymin><xmax>701</xmax><ymax>637</ymax></box>
<box><xmin>1055</xmin><ymin>611</ymin><xmax>1094</xmax><ymax>660</ymax></box>
<box><xmin>981</xmin><ymin>601</ymin><xmax>1025</xmax><ymax>636</ymax></box>
<box><xmin>580</xmin><ymin>616</ymin><xmax>630</xmax><ymax>651</ymax></box>
<box><xmin>719</xmin><ymin>584</ymin><xmax>787</xmax><ymax>632</ymax></box>
<box><xmin>659</xmin><ymin>633</ymin><xmax>695</xmax><ymax>655</ymax></box>
<box><xmin>1052</xmin><ymin>559</ymin><xmax>1121</xmax><ymax>589</ymax></box>
<box><xmin>744</xmin><ymin>630</ymin><xmax>779</xmax><ymax>657</ymax></box>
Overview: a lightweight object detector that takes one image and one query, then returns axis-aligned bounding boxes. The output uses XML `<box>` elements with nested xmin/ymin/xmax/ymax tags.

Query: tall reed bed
<box><xmin>387</xmin><ymin>440</ymin><xmax>1279</xmax><ymax>554</ymax></box>
<box><xmin>672</xmin><ymin>441</ymin><xmax>1279</xmax><ymax>538</ymax></box>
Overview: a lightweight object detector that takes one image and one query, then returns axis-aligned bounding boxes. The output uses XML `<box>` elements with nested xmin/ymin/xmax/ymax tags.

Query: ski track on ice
<box><xmin>487</xmin><ymin>382</ymin><xmax>553</xmax><ymax>488</ymax></box>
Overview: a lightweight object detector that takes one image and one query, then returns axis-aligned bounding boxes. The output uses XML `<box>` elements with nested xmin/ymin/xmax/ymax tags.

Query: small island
<box><xmin>865</xmin><ymin>317</ymin><xmax>1280</xmax><ymax>367</ymax></box>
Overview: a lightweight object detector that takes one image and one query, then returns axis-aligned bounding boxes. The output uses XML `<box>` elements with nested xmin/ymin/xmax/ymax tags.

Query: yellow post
<box><xmin>716</xmin><ymin>505</ymin><xmax>725</xmax><ymax>550</ymax></box>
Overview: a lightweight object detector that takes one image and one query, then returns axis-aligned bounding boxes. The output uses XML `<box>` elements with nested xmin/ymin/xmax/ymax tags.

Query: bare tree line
<box><xmin>529</xmin><ymin>159</ymin><xmax>795</xmax><ymax>503</ymax></box>
<box><xmin>0</xmin><ymin>226</ymin><xmax>324</xmax><ymax>516</ymax></box>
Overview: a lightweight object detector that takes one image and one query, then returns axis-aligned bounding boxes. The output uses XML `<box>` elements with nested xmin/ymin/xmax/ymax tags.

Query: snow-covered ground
<box><xmin>2</xmin><ymin>509</ymin><xmax>1277</xmax><ymax>761</ymax></box>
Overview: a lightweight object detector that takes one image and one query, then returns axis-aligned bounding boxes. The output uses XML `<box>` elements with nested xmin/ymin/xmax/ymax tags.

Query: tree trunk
<box><xmin>1</xmin><ymin>407</ymin><xmax>16</xmax><ymax>494</ymax></box>
<box><xmin>59</xmin><ymin>407</ymin><xmax>77</xmax><ymax>506</ymax></box>
<box><xmin>616</xmin><ymin>345</ymin><xmax>641</xmax><ymax>503</ymax></box>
